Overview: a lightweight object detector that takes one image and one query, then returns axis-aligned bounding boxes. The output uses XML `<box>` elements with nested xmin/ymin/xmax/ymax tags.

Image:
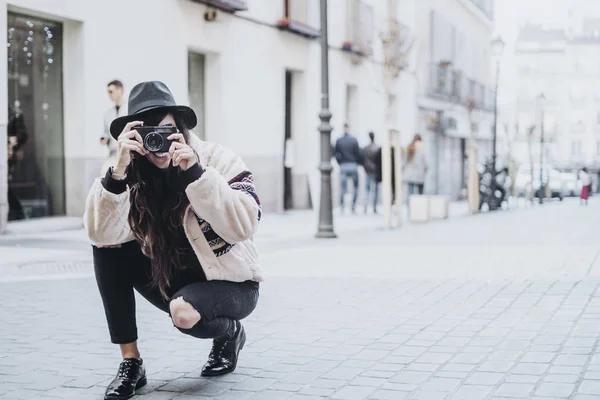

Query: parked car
<box><xmin>547</xmin><ymin>169</ymin><xmax>566</xmax><ymax>200</ymax></box>
<box><xmin>514</xmin><ymin>165</ymin><xmax>565</xmax><ymax>200</ymax></box>
<box><xmin>560</xmin><ymin>172</ymin><xmax>581</xmax><ymax>197</ymax></box>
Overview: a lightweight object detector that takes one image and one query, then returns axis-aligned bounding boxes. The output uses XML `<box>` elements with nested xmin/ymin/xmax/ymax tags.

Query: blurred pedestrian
<box><xmin>85</xmin><ymin>81</ymin><xmax>261</xmax><ymax>400</ymax></box>
<box><xmin>7</xmin><ymin>102</ymin><xmax>28</xmax><ymax>220</ymax></box>
<box><xmin>334</xmin><ymin>123</ymin><xmax>362</xmax><ymax>213</ymax></box>
<box><xmin>100</xmin><ymin>80</ymin><xmax>127</xmax><ymax>175</ymax></box>
<box><xmin>362</xmin><ymin>131</ymin><xmax>380</xmax><ymax>214</ymax></box>
<box><xmin>403</xmin><ymin>134</ymin><xmax>428</xmax><ymax>195</ymax></box>
<box><xmin>580</xmin><ymin>167</ymin><xmax>591</xmax><ymax>206</ymax></box>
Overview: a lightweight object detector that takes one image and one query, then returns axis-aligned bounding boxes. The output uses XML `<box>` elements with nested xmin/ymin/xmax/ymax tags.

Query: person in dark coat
<box><xmin>362</xmin><ymin>132</ymin><xmax>380</xmax><ymax>213</ymax></box>
<box><xmin>333</xmin><ymin>123</ymin><xmax>362</xmax><ymax>213</ymax></box>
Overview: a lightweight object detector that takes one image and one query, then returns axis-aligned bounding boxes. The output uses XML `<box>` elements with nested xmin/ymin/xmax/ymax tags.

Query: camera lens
<box><xmin>144</xmin><ymin>132</ymin><xmax>164</xmax><ymax>152</ymax></box>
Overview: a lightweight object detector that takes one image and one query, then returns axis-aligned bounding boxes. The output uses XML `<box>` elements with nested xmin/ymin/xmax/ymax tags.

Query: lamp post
<box><xmin>316</xmin><ymin>0</ymin><xmax>336</xmax><ymax>238</ymax></box>
<box><xmin>537</xmin><ymin>93</ymin><xmax>546</xmax><ymax>204</ymax></box>
<box><xmin>489</xmin><ymin>36</ymin><xmax>505</xmax><ymax>211</ymax></box>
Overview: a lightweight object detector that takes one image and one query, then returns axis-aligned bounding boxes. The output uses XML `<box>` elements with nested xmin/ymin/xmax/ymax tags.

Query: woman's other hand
<box><xmin>168</xmin><ymin>133</ymin><xmax>197</xmax><ymax>171</ymax></box>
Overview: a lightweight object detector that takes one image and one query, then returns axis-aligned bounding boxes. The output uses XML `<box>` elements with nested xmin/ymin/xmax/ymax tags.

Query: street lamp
<box><xmin>489</xmin><ymin>36</ymin><xmax>505</xmax><ymax>211</ymax></box>
<box><xmin>316</xmin><ymin>0</ymin><xmax>336</xmax><ymax>238</ymax></box>
<box><xmin>536</xmin><ymin>93</ymin><xmax>546</xmax><ymax>203</ymax></box>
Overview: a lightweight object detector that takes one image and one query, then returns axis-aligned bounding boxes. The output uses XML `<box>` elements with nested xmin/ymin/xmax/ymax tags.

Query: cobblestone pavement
<box><xmin>2</xmin><ymin>199</ymin><xmax>600</xmax><ymax>400</ymax></box>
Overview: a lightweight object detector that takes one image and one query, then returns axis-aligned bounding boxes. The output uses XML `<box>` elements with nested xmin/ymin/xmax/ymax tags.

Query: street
<box><xmin>1</xmin><ymin>199</ymin><xmax>600</xmax><ymax>399</ymax></box>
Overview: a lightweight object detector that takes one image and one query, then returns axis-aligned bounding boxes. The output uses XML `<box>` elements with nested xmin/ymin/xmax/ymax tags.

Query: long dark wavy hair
<box><xmin>126</xmin><ymin>110</ymin><xmax>193</xmax><ymax>299</ymax></box>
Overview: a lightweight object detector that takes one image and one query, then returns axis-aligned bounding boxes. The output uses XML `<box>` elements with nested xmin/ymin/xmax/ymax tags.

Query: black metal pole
<box><xmin>539</xmin><ymin>110</ymin><xmax>545</xmax><ymax>204</ymax></box>
<box><xmin>316</xmin><ymin>0</ymin><xmax>336</xmax><ymax>238</ymax></box>
<box><xmin>490</xmin><ymin>60</ymin><xmax>500</xmax><ymax>210</ymax></box>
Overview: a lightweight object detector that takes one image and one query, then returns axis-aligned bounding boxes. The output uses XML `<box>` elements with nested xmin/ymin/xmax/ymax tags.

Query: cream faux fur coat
<box><xmin>83</xmin><ymin>133</ymin><xmax>263</xmax><ymax>283</ymax></box>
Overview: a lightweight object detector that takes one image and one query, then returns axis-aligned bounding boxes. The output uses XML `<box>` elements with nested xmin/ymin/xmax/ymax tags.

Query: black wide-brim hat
<box><xmin>109</xmin><ymin>81</ymin><xmax>197</xmax><ymax>139</ymax></box>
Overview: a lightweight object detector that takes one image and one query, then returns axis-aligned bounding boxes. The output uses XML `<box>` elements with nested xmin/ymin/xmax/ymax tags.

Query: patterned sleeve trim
<box><xmin>228</xmin><ymin>171</ymin><xmax>262</xmax><ymax>221</ymax></box>
<box><xmin>192</xmin><ymin>170</ymin><xmax>261</xmax><ymax>258</ymax></box>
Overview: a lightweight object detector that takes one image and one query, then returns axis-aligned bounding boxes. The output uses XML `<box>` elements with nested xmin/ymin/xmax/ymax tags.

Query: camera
<box><xmin>136</xmin><ymin>126</ymin><xmax>177</xmax><ymax>153</ymax></box>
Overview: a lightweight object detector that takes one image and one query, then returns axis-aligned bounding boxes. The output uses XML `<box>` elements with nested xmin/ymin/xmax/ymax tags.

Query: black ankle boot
<box><xmin>104</xmin><ymin>358</ymin><xmax>146</xmax><ymax>400</ymax></box>
<box><xmin>201</xmin><ymin>323</ymin><xmax>246</xmax><ymax>377</ymax></box>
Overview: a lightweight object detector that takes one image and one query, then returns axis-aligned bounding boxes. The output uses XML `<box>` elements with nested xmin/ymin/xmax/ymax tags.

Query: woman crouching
<box><xmin>84</xmin><ymin>81</ymin><xmax>262</xmax><ymax>400</ymax></box>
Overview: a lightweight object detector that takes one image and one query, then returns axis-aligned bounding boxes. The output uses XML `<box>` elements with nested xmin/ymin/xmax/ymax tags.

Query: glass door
<box><xmin>7</xmin><ymin>12</ymin><xmax>64</xmax><ymax>220</ymax></box>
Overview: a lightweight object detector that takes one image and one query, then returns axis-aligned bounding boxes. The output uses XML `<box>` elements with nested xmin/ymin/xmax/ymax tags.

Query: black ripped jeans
<box><xmin>93</xmin><ymin>241</ymin><xmax>259</xmax><ymax>344</ymax></box>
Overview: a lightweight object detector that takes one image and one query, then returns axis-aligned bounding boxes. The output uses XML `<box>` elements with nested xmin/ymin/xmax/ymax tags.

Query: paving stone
<box><xmin>505</xmin><ymin>374</ymin><xmax>541</xmax><ymax>384</ymax></box>
<box><xmin>544</xmin><ymin>374</ymin><xmax>579</xmax><ymax>384</ymax></box>
<box><xmin>278</xmin><ymin>372</ymin><xmax>321</xmax><ymax>385</ymax></box>
<box><xmin>511</xmin><ymin>363</ymin><xmax>549</xmax><ymax>375</ymax></box>
<box><xmin>465</xmin><ymin>372</ymin><xmax>504</xmax><ymax>386</ymax></box>
<box><xmin>322</xmin><ymin>367</ymin><xmax>363</xmax><ymax>381</ymax></box>
<box><xmin>331</xmin><ymin>385</ymin><xmax>376</xmax><ymax>400</ymax></box>
<box><xmin>246</xmin><ymin>390</ymin><xmax>292</xmax><ymax>400</ymax></box>
<box><xmin>535</xmin><ymin>382</ymin><xmax>576</xmax><ymax>398</ymax></box>
<box><xmin>298</xmin><ymin>386</ymin><xmax>337</xmax><ymax>397</ymax></box>
<box><xmin>521</xmin><ymin>352</ymin><xmax>556</xmax><ymax>363</ymax></box>
<box><xmin>389</xmin><ymin>371</ymin><xmax>431</xmax><ymax>385</ymax></box>
<box><xmin>477</xmin><ymin>361</ymin><xmax>514</xmax><ymax>373</ymax></box>
<box><xmin>494</xmin><ymin>383</ymin><xmax>536</xmax><ymax>398</ymax></box>
<box><xmin>420</xmin><ymin>377</ymin><xmax>461</xmax><ymax>392</ymax></box>
<box><xmin>230</xmin><ymin>378</ymin><xmax>277</xmax><ymax>392</ymax></box>
<box><xmin>369</xmin><ymin>389</ymin><xmax>409</xmax><ymax>399</ymax></box>
<box><xmin>406</xmin><ymin>390</ymin><xmax>447</xmax><ymax>400</ymax></box>
<box><xmin>554</xmin><ymin>355</ymin><xmax>589</xmax><ymax>367</ymax></box>
<box><xmin>449</xmin><ymin>385</ymin><xmax>493</xmax><ymax>400</ymax></box>
<box><xmin>578</xmin><ymin>380</ymin><xmax>600</xmax><ymax>395</ymax></box>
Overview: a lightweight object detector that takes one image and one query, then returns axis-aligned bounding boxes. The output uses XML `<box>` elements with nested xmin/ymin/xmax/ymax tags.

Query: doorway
<box><xmin>283</xmin><ymin>70</ymin><xmax>293</xmax><ymax>210</ymax></box>
<box><xmin>7</xmin><ymin>12</ymin><xmax>65</xmax><ymax>220</ymax></box>
<box><xmin>188</xmin><ymin>52</ymin><xmax>206</xmax><ymax>140</ymax></box>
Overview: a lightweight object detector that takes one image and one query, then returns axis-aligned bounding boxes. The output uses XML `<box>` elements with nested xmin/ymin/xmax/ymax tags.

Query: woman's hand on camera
<box><xmin>113</xmin><ymin>121</ymin><xmax>148</xmax><ymax>176</ymax></box>
<box><xmin>168</xmin><ymin>133</ymin><xmax>197</xmax><ymax>171</ymax></box>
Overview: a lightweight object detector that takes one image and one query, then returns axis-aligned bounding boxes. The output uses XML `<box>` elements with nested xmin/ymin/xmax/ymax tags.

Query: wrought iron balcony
<box><xmin>427</xmin><ymin>63</ymin><xmax>494</xmax><ymax>111</ymax></box>
<box><xmin>190</xmin><ymin>0</ymin><xmax>247</xmax><ymax>12</ymax></box>
<box><xmin>427</xmin><ymin>63</ymin><xmax>452</xmax><ymax>97</ymax></box>
<box><xmin>277</xmin><ymin>0</ymin><xmax>319</xmax><ymax>39</ymax></box>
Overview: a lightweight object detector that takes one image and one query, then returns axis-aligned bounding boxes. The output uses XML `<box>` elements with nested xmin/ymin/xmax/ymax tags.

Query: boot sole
<box><xmin>201</xmin><ymin>330</ymin><xmax>246</xmax><ymax>377</ymax></box>
<box><xmin>104</xmin><ymin>376</ymin><xmax>147</xmax><ymax>400</ymax></box>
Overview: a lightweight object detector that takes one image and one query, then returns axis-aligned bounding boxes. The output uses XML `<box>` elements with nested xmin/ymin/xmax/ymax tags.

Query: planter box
<box><xmin>409</xmin><ymin>195</ymin><xmax>429</xmax><ymax>223</ymax></box>
<box><xmin>428</xmin><ymin>195</ymin><xmax>449</xmax><ymax>220</ymax></box>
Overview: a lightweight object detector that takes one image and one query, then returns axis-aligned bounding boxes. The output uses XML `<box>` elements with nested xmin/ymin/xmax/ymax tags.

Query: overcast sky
<box><xmin>494</xmin><ymin>0</ymin><xmax>569</xmax><ymax>43</ymax></box>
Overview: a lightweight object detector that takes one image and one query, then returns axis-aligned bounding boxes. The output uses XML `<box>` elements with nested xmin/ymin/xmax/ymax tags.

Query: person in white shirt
<box><xmin>100</xmin><ymin>80</ymin><xmax>127</xmax><ymax>175</ymax></box>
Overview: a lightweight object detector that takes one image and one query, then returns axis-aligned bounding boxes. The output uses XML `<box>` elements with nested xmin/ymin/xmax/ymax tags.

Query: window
<box><xmin>572</xmin><ymin>141</ymin><xmax>582</xmax><ymax>155</ymax></box>
<box><xmin>597</xmin><ymin>111</ymin><xmax>600</xmax><ymax>124</ymax></box>
<box><xmin>284</xmin><ymin>0</ymin><xmax>308</xmax><ymax>25</ymax></box>
<box><xmin>188</xmin><ymin>52</ymin><xmax>205</xmax><ymax>140</ymax></box>
<box><xmin>430</xmin><ymin>11</ymin><xmax>455</xmax><ymax>63</ymax></box>
<box><xmin>346</xmin><ymin>0</ymin><xmax>374</xmax><ymax>55</ymax></box>
<box><xmin>597</xmin><ymin>141</ymin><xmax>600</xmax><ymax>156</ymax></box>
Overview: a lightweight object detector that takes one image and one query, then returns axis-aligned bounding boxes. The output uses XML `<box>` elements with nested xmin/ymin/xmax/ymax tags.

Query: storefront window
<box><xmin>7</xmin><ymin>13</ymin><xmax>64</xmax><ymax>220</ymax></box>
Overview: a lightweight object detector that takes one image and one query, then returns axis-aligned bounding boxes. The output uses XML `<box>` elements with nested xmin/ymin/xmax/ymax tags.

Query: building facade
<box><xmin>512</xmin><ymin>25</ymin><xmax>565</xmax><ymax>169</ymax></box>
<box><xmin>414</xmin><ymin>0</ymin><xmax>496</xmax><ymax>199</ymax></box>
<box><xmin>512</xmin><ymin>18</ymin><xmax>600</xmax><ymax>174</ymax></box>
<box><xmin>0</xmin><ymin>0</ymin><xmax>496</xmax><ymax>231</ymax></box>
